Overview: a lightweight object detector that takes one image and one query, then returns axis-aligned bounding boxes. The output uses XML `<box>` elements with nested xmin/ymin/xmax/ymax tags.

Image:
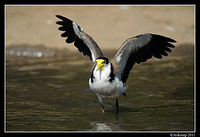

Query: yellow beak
<box><xmin>96</xmin><ymin>59</ymin><xmax>105</xmax><ymax>71</ymax></box>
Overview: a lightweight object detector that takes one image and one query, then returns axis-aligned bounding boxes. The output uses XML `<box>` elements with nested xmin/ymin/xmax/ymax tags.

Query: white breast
<box><xmin>89</xmin><ymin>63</ymin><xmax>127</xmax><ymax>98</ymax></box>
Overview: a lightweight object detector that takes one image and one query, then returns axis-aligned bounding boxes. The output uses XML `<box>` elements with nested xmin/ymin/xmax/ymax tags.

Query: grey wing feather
<box><xmin>56</xmin><ymin>15</ymin><xmax>103</xmax><ymax>62</ymax></box>
<box><xmin>112</xmin><ymin>33</ymin><xmax>176</xmax><ymax>83</ymax></box>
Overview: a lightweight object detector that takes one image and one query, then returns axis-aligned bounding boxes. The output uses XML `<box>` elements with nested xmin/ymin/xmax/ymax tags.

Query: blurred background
<box><xmin>6</xmin><ymin>5</ymin><xmax>194</xmax><ymax>56</ymax></box>
<box><xmin>5</xmin><ymin>5</ymin><xmax>195</xmax><ymax>131</ymax></box>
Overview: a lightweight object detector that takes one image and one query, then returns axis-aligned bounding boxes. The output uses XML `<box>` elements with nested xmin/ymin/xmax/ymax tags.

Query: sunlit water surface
<box><xmin>6</xmin><ymin>53</ymin><xmax>194</xmax><ymax>132</ymax></box>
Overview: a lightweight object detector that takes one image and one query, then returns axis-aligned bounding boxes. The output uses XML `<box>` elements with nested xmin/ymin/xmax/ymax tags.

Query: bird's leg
<box><xmin>101</xmin><ymin>104</ymin><xmax>105</xmax><ymax>113</ymax></box>
<box><xmin>123</xmin><ymin>93</ymin><xmax>126</xmax><ymax>97</ymax></box>
<box><xmin>97</xmin><ymin>95</ymin><xmax>104</xmax><ymax>113</ymax></box>
<box><xmin>116</xmin><ymin>98</ymin><xmax>119</xmax><ymax>114</ymax></box>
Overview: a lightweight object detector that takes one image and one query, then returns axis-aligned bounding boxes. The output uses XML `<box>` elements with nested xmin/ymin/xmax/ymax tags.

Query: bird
<box><xmin>55</xmin><ymin>15</ymin><xmax>176</xmax><ymax>114</ymax></box>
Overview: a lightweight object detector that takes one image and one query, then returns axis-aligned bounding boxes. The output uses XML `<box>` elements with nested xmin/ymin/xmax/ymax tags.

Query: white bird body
<box><xmin>89</xmin><ymin>63</ymin><xmax>127</xmax><ymax>98</ymax></box>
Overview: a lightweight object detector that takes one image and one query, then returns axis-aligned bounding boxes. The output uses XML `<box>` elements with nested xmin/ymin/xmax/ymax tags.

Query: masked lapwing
<box><xmin>56</xmin><ymin>15</ymin><xmax>176</xmax><ymax>113</ymax></box>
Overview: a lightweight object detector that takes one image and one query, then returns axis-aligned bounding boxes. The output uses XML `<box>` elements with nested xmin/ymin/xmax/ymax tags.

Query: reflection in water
<box><xmin>6</xmin><ymin>45</ymin><xmax>56</xmax><ymax>57</ymax></box>
<box><xmin>89</xmin><ymin>113</ymin><xmax>123</xmax><ymax>131</ymax></box>
<box><xmin>6</xmin><ymin>47</ymin><xmax>194</xmax><ymax>131</ymax></box>
<box><xmin>90</xmin><ymin>122</ymin><xmax>112</xmax><ymax>131</ymax></box>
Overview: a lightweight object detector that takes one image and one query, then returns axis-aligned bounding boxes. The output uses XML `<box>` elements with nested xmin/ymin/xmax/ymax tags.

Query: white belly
<box><xmin>89</xmin><ymin>74</ymin><xmax>127</xmax><ymax>98</ymax></box>
<box><xmin>89</xmin><ymin>63</ymin><xmax>127</xmax><ymax>98</ymax></box>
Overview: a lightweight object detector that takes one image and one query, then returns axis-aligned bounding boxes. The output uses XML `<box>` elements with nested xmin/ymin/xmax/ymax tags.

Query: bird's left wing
<box><xmin>56</xmin><ymin>15</ymin><xmax>103</xmax><ymax>62</ymax></box>
<box><xmin>111</xmin><ymin>33</ymin><xmax>176</xmax><ymax>83</ymax></box>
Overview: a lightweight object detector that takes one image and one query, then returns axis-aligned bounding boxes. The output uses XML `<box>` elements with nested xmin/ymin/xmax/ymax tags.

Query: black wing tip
<box><xmin>55</xmin><ymin>14</ymin><xmax>65</xmax><ymax>19</ymax></box>
<box><xmin>55</xmin><ymin>14</ymin><xmax>61</xmax><ymax>17</ymax></box>
<box><xmin>55</xmin><ymin>14</ymin><xmax>64</xmax><ymax>19</ymax></box>
<box><xmin>55</xmin><ymin>15</ymin><xmax>66</xmax><ymax>23</ymax></box>
<box><xmin>56</xmin><ymin>21</ymin><xmax>63</xmax><ymax>25</ymax></box>
<box><xmin>151</xmin><ymin>33</ymin><xmax>176</xmax><ymax>43</ymax></box>
<box><xmin>168</xmin><ymin>38</ymin><xmax>176</xmax><ymax>43</ymax></box>
<box><xmin>55</xmin><ymin>15</ymin><xmax>73</xmax><ymax>23</ymax></box>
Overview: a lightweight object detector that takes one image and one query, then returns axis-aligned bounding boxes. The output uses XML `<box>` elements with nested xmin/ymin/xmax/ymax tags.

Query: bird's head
<box><xmin>96</xmin><ymin>57</ymin><xmax>109</xmax><ymax>71</ymax></box>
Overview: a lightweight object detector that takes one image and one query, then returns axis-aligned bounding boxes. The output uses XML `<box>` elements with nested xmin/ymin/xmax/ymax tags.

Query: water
<box><xmin>6</xmin><ymin>52</ymin><xmax>194</xmax><ymax>131</ymax></box>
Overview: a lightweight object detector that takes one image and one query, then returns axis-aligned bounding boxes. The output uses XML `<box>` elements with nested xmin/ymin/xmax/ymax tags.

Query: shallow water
<box><xmin>6</xmin><ymin>54</ymin><xmax>194</xmax><ymax>132</ymax></box>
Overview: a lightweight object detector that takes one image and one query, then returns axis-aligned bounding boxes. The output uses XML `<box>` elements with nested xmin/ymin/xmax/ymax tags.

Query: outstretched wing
<box><xmin>56</xmin><ymin>15</ymin><xmax>103</xmax><ymax>62</ymax></box>
<box><xmin>111</xmin><ymin>33</ymin><xmax>176</xmax><ymax>83</ymax></box>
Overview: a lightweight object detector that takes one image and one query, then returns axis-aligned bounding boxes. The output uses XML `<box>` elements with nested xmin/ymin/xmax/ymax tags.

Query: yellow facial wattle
<box><xmin>96</xmin><ymin>59</ymin><xmax>105</xmax><ymax>70</ymax></box>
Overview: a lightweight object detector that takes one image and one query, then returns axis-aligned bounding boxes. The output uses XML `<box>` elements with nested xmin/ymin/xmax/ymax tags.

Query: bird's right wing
<box><xmin>56</xmin><ymin>15</ymin><xmax>103</xmax><ymax>62</ymax></box>
<box><xmin>111</xmin><ymin>33</ymin><xmax>176</xmax><ymax>83</ymax></box>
